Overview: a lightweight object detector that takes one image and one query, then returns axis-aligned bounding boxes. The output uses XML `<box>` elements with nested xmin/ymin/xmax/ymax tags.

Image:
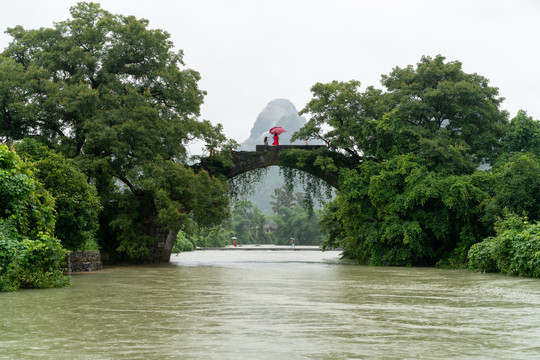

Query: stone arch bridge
<box><xmin>196</xmin><ymin>145</ymin><xmax>358</xmax><ymax>189</ymax></box>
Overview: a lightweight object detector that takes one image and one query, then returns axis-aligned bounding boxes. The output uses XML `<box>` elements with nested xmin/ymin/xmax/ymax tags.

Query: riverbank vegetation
<box><xmin>292</xmin><ymin>55</ymin><xmax>540</xmax><ymax>273</ymax></box>
<box><xmin>468</xmin><ymin>214</ymin><xmax>540</xmax><ymax>277</ymax></box>
<box><xmin>0</xmin><ymin>145</ymin><xmax>70</xmax><ymax>291</ymax></box>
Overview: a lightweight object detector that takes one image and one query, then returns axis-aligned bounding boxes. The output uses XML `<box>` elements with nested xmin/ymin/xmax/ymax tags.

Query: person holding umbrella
<box><xmin>269</xmin><ymin>126</ymin><xmax>286</xmax><ymax>146</ymax></box>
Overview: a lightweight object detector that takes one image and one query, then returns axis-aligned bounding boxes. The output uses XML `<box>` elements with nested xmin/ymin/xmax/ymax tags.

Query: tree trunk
<box><xmin>140</xmin><ymin>225</ymin><xmax>178</xmax><ymax>264</ymax></box>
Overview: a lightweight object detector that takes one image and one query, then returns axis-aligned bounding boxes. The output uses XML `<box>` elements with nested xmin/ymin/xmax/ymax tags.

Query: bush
<box><xmin>0</xmin><ymin>144</ymin><xmax>56</xmax><ymax>238</ymax></box>
<box><xmin>1</xmin><ymin>229</ymin><xmax>70</xmax><ymax>291</ymax></box>
<box><xmin>0</xmin><ymin>145</ymin><xmax>70</xmax><ymax>291</ymax></box>
<box><xmin>15</xmin><ymin>139</ymin><xmax>102</xmax><ymax>251</ymax></box>
<box><xmin>468</xmin><ymin>214</ymin><xmax>540</xmax><ymax>277</ymax></box>
<box><xmin>0</xmin><ymin>220</ymin><xmax>20</xmax><ymax>276</ymax></box>
<box><xmin>172</xmin><ymin>231</ymin><xmax>195</xmax><ymax>253</ymax></box>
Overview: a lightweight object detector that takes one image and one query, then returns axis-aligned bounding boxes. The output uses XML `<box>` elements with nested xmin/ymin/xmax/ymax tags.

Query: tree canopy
<box><xmin>1</xmin><ymin>2</ymin><xmax>232</xmax><ymax>260</ymax></box>
<box><xmin>293</xmin><ymin>55</ymin><xmax>521</xmax><ymax>266</ymax></box>
<box><xmin>293</xmin><ymin>55</ymin><xmax>508</xmax><ymax>172</ymax></box>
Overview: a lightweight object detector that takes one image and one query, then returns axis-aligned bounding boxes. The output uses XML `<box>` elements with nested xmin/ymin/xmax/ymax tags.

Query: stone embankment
<box><xmin>65</xmin><ymin>251</ymin><xmax>103</xmax><ymax>272</ymax></box>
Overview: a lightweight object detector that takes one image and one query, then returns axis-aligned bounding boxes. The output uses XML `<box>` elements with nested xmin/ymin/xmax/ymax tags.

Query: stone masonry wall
<box><xmin>66</xmin><ymin>251</ymin><xmax>103</xmax><ymax>272</ymax></box>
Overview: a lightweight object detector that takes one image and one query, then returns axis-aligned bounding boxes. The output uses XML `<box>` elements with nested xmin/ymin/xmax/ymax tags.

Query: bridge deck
<box><xmin>255</xmin><ymin>145</ymin><xmax>325</xmax><ymax>152</ymax></box>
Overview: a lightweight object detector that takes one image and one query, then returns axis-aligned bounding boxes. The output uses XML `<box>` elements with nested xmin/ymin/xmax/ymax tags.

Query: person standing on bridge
<box><xmin>291</xmin><ymin>237</ymin><xmax>295</xmax><ymax>249</ymax></box>
<box><xmin>273</xmin><ymin>133</ymin><xmax>279</xmax><ymax>146</ymax></box>
<box><xmin>269</xmin><ymin>126</ymin><xmax>285</xmax><ymax>146</ymax></box>
<box><xmin>264</xmin><ymin>136</ymin><xmax>268</xmax><ymax>145</ymax></box>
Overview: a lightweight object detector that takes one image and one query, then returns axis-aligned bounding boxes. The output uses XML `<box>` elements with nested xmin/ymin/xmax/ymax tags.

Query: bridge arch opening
<box><xmin>227</xmin><ymin>164</ymin><xmax>335</xmax><ymax>215</ymax></box>
<box><xmin>221</xmin><ymin>145</ymin><xmax>346</xmax><ymax>213</ymax></box>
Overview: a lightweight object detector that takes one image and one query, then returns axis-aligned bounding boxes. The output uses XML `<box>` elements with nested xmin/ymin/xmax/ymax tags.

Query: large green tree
<box><xmin>1</xmin><ymin>2</ymin><xmax>232</xmax><ymax>261</ymax></box>
<box><xmin>293</xmin><ymin>55</ymin><xmax>510</xmax><ymax>266</ymax></box>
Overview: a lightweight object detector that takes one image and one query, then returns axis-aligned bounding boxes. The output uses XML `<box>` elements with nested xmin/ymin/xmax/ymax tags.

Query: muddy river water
<box><xmin>1</xmin><ymin>249</ymin><xmax>540</xmax><ymax>359</ymax></box>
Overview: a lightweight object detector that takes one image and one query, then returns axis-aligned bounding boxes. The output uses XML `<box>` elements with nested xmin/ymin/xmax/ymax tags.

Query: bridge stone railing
<box><xmin>254</xmin><ymin>145</ymin><xmax>325</xmax><ymax>152</ymax></box>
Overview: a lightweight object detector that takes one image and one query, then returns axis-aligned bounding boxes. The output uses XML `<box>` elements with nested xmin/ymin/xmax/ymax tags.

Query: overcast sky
<box><xmin>1</xmin><ymin>0</ymin><xmax>539</xmax><ymax>146</ymax></box>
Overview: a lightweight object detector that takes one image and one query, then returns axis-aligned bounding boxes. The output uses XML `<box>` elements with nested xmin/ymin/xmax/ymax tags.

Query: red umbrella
<box><xmin>269</xmin><ymin>126</ymin><xmax>286</xmax><ymax>135</ymax></box>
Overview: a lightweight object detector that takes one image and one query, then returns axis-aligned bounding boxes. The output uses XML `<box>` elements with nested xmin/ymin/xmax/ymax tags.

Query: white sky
<box><xmin>1</xmin><ymin>0</ymin><xmax>539</xmax><ymax>145</ymax></box>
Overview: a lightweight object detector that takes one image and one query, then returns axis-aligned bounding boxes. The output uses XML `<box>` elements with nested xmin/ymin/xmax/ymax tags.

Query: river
<box><xmin>1</xmin><ymin>248</ymin><xmax>540</xmax><ymax>359</ymax></box>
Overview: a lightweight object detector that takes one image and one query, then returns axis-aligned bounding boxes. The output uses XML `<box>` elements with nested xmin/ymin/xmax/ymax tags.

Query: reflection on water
<box><xmin>2</xmin><ymin>249</ymin><xmax>540</xmax><ymax>359</ymax></box>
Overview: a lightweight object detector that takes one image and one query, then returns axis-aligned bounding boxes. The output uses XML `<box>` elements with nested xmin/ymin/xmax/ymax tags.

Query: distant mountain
<box><xmin>240</xmin><ymin>99</ymin><xmax>306</xmax><ymax>150</ymax></box>
<box><xmin>236</xmin><ymin>99</ymin><xmax>328</xmax><ymax>214</ymax></box>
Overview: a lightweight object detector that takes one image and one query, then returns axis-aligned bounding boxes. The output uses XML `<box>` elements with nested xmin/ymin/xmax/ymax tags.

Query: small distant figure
<box><xmin>291</xmin><ymin>237</ymin><xmax>295</xmax><ymax>249</ymax></box>
<box><xmin>273</xmin><ymin>133</ymin><xmax>279</xmax><ymax>146</ymax></box>
<box><xmin>232</xmin><ymin>237</ymin><xmax>237</xmax><ymax>247</ymax></box>
<box><xmin>264</xmin><ymin>136</ymin><xmax>268</xmax><ymax>145</ymax></box>
<box><xmin>304</xmin><ymin>138</ymin><xmax>308</xmax><ymax>145</ymax></box>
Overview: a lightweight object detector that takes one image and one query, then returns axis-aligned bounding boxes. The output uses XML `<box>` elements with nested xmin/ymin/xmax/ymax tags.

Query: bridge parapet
<box><xmin>255</xmin><ymin>145</ymin><xmax>325</xmax><ymax>152</ymax></box>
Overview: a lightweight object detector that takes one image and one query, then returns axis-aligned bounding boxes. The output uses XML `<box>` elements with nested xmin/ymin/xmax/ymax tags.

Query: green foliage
<box><xmin>272</xmin><ymin>206</ymin><xmax>324</xmax><ymax>246</ymax></box>
<box><xmin>270</xmin><ymin>187</ymin><xmax>305</xmax><ymax>215</ymax></box>
<box><xmin>296</xmin><ymin>55</ymin><xmax>508</xmax><ymax>168</ymax></box>
<box><xmin>379</xmin><ymin>55</ymin><xmax>508</xmax><ymax>164</ymax></box>
<box><xmin>223</xmin><ymin>200</ymin><xmax>271</xmax><ymax>245</ymax></box>
<box><xmin>172</xmin><ymin>231</ymin><xmax>195</xmax><ymax>253</ymax></box>
<box><xmin>191</xmin><ymin>226</ymin><xmax>232</xmax><ymax>248</ymax></box>
<box><xmin>227</xmin><ymin>165</ymin><xmax>269</xmax><ymax>202</ymax></box>
<box><xmin>501</xmin><ymin>110</ymin><xmax>540</xmax><ymax>155</ymax></box>
<box><xmin>0</xmin><ymin>231</ymin><xmax>70</xmax><ymax>291</ymax></box>
<box><xmin>0</xmin><ymin>56</ymin><xmax>48</xmax><ymax>143</ymax></box>
<box><xmin>14</xmin><ymin>139</ymin><xmax>102</xmax><ymax>250</ymax></box>
<box><xmin>181</xmin><ymin>194</ymin><xmax>326</xmax><ymax>248</ymax></box>
<box><xmin>1</xmin><ymin>3</ymin><xmax>232</xmax><ymax>260</ymax></box>
<box><xmin>485</xmin><ymin>154</ymin><xmax>540</xmax><ymax>222</ymax></box>
<box><xmin>295</xmin><ymin>55</ymin><xmax>513</xmax><ymax>266</ymax></box>
<box><xmin>292</xmin><ymin>80</ymin><xmax>380</xmax><ymax>162</ymax></box>
<box><xmin>0</xmin><ymin>146</ymin><xmax>69</xmax><ymax>291</ymax></box>
<box><xmin>469</xmin><ymin>215</ymin><xmax>540</xmax><ymax>277</ymax></box>
<box><xmin>0</xmin><ymin>144</ymin><xmax>56</xmax><ymax>238</ymax></box>
<box><xmin>0</xmin><ymin>220</ymin><xmax>20</xmax><ymax>277</ymax></box>
<box><xmin>322</xmin><ymin>155</ymin><xmax>491</xmax><ymax>266</ymax></box>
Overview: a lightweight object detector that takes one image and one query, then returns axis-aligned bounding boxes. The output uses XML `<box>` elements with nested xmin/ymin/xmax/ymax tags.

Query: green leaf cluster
<box><xmin>172</xmin><ymin>192</ymin><xmax>325</xmax><ymax>251</ymax></box>
<box><xmin>14</xmin><ymin>139</ymin><xmax>102</xmax><ymax>250</ymax></box>
<box><xmin>469</xmin><ymin>215</ymin><xmax>540</xmax><ymax>277</ymax></box>
<box><xmin>0</xmin><ymin>232</ymin><xmax>70</xmax><ymax>292</ymax></box>
<box><xmin>323</xmin><ymin>155</ymin><xmax>490</xmax><ymax>266</ymax></box>
<box><xmin>272</xmin><ymin>205</ymin><xmax>324</xmax><ymax>246</ymax></box>
<box><xmin>0</xmin><ymin>145</ymin><xmax>69</xmax><ymax>291</ymax></box>
<box><xmin>0</xmin><ymin>144</ymin><xmax>55</xmax><ymax>238</ymax></box>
